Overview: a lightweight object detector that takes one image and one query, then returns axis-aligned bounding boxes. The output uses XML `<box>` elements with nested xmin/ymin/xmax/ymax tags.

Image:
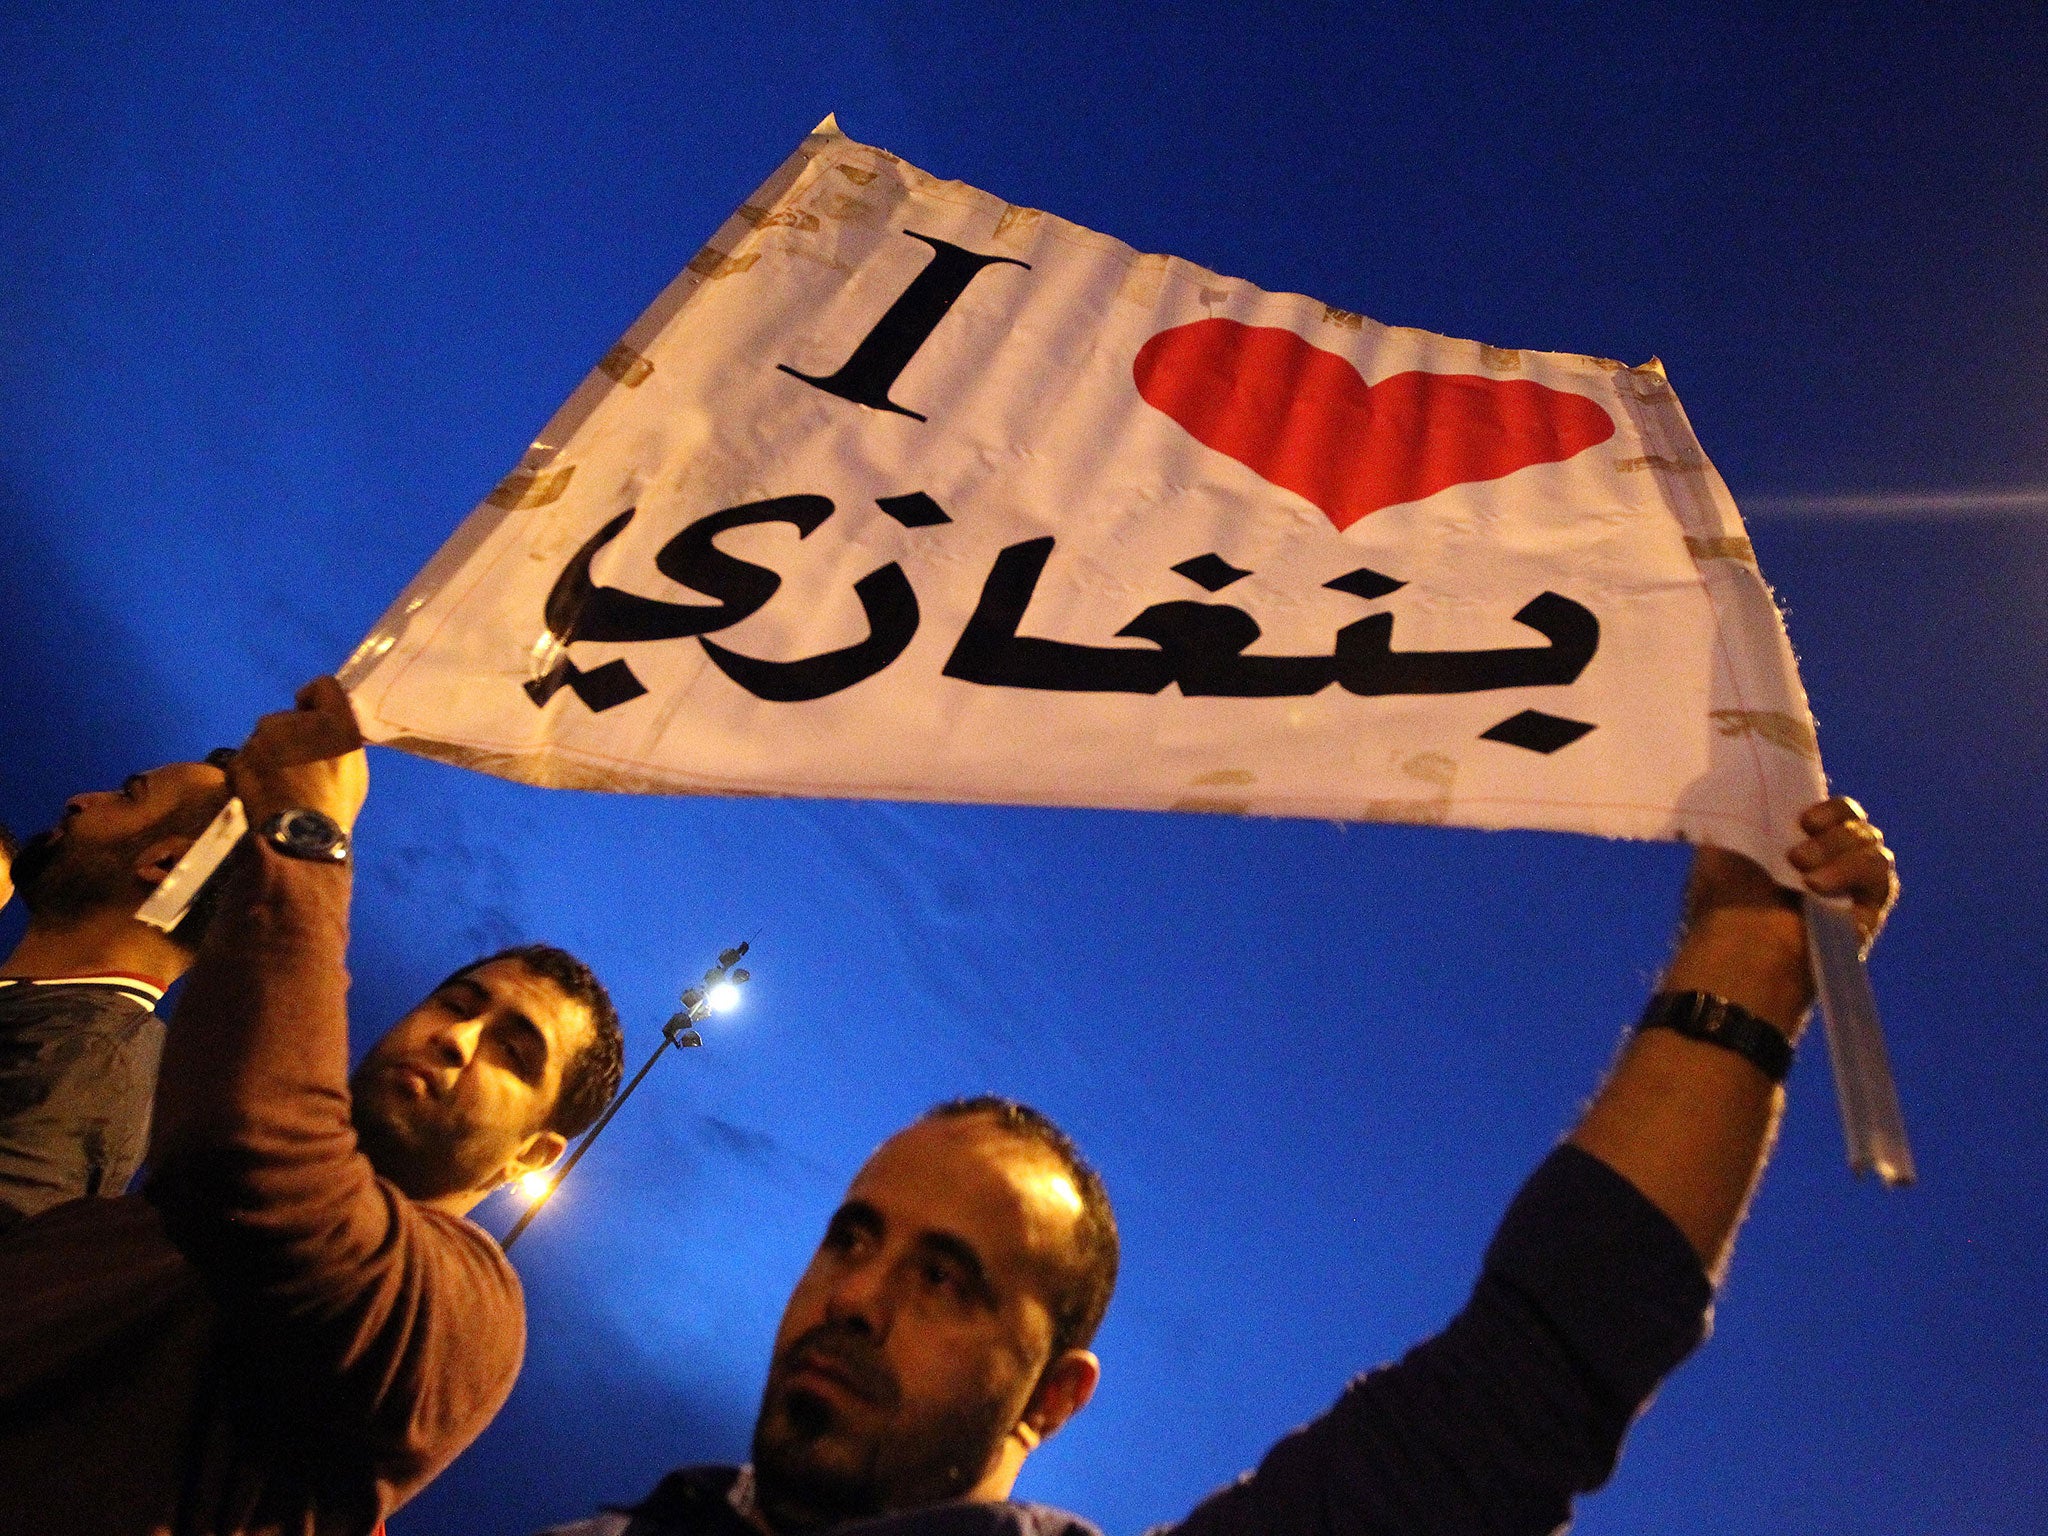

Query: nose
<box><xmin>422</xmin><ymin>1014</ymin><xmax>484</xmax><ymax>1071</ymax></box>
<box><xmin>822</xmin><ymin>1252</ymin><xmax>893</xmax><ymax>1338</ymax></box>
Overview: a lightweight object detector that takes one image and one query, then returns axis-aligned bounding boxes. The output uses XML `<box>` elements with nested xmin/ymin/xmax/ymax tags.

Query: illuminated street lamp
<box><xmin>501</xmin><ymin>942</ymin><xmax>752</xmax><ymax>1251</ymax></box>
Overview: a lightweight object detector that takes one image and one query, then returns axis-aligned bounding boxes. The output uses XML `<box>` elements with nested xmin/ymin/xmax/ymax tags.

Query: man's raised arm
<box><xmin>147</xmin><ymin>676</ymin><xmax>369</xmax><ymax>1170</ymax></box>
<box><xmin>1164</xmin><ymin>800</ymin><xmax>1898</xmax><ymax>1536</ymax></box>
<box><xmin>1570</xmin><ymin>796</ymin><xmax>1897</xmax><ymax>1277</ymax></box>
<box><xmin>145</xmin><ymin>678</ymin><xmax>526</xmax><ymax>1519</ymax></box>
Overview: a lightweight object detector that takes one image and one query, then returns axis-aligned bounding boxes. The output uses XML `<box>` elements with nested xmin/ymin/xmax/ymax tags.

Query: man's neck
<box><xmin>0</xmin><ymin>908</ymin><xmax>189</xmax><ymax>990</ymax></box>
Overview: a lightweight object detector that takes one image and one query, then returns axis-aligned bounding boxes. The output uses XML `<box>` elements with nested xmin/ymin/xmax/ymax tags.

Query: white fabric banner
<box><xmin>342</xmin><ymin>116</ymin><xmax>1828</xmax><ymax>884</ymax></box>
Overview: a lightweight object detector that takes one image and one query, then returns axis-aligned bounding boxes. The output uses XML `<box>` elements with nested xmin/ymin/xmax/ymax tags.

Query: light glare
<box><xmin>517</xmin><ymin>1170</ymin><xmax>553</xmax><ymax>1202</ymax></box>
<box><xmin>707</xmin><ymin>981</ymin><xmax>742</xmax><ymax>1013</ymax></box>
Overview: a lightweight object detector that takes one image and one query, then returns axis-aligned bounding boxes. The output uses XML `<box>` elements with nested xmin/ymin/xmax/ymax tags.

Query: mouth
<box><xmin>380</xmin><ymin>1063</ymin><xmax>438</xmax><ymax>1101</ymax></box>
<box><xmin>782</xmin><ymin>1345</ymin><xmax>887</xmax><ymax>1409</ymax></box>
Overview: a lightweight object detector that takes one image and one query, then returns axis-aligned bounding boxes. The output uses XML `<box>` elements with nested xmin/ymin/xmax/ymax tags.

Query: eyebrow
<box><xmin>436</xmin><ymin>976</ymin><xmax>489</xmax><ymax>1010</ymax></box>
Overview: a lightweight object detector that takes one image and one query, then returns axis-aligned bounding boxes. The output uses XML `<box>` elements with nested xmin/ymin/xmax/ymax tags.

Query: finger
<box><xmin>239</xmin><ymin>707</ymin><xmax>303</xmax><ymax>758</ymax></box>
<box><xmin>238</xmin><ymin>712</ymin><xmax>357</xmax><ymax>772</ymax></box>
<box><xmin>296</xmin><ymin>675</ymin><xmax>361</xmax><ymax>725</ymax></box>
<box><xmin>316</xmin><ymin>678</ymin><xmax>363</xmax><ymax>746</ymax></box>
<box><xmin>285</xmin><ymin>677</ymin><xmax>364</xmax><ymax>749</ymax></box>
<box><xmin>1799</xmin><ymin>795</ymin><xmax>1866</xmax><ymax>836</ymax></box>
<box><xmin>1803</xmin><ymin>840</ymin><xmax>1897</xmax><ymax>904</ymax></box>
<box><xmin>1788</xmin><ymin>818</ymin><xmax>1882</xmax><ymax>872</ymax></box>
<box><xmin>295</xmin><ymin>675</ymin><xmax>342</xmax><ymax>711</ymax></box>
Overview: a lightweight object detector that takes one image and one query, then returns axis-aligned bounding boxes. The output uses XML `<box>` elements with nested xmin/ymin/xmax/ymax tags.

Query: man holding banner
<box><xmin>0</xmin><ymin>756</ymin><xmax>233</xmax><ymax>1231</ymax></box>
<box><xmin>533</xmin><ymin>796</ymin><xmax>1894</xmax><ymax>1536</ymax></box>
<box><xmin>0</xmin><ymin>681</ymin><xmax>626</xmax><ymax>1536</ymax></box>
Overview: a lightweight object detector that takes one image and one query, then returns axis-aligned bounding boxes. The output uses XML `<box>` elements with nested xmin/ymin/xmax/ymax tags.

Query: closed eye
<box><xmin>432</xmin><ymin>978</ymin><xmax>489</xmax><ymax>1019</ymax></box>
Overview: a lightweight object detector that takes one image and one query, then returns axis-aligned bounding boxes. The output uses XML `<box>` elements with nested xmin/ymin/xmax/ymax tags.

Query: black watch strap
<box><xmin>1634</xmin><ymin>991</ymin><xmax>1794</xmax><ymax>1084</ymax></box>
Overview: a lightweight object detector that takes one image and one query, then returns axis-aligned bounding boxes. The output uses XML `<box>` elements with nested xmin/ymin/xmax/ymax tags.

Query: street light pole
<box><xmin>501</xmin><ymin>942</ymin><xmax>752</xmax><ymax>1251</ymax></box>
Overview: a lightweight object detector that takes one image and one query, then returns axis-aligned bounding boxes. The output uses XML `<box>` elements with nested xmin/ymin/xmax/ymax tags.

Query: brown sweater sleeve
<box><xmin>146</xmin><ymin>842</ymin><xmax>526</xmax><ymax>1517</ymax></box>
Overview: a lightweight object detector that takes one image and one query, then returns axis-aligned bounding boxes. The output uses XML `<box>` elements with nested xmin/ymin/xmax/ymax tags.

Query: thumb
<box><xmin>294</xmin><ymin>676</ymin><xmax>364</xmax><ymax>747</ymax></box>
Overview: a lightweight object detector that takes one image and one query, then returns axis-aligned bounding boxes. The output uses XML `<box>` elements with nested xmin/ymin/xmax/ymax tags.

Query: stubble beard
<box><xmin>750</xmin><ymin>1325</ymin><xmax>1015</xmax><ymax>1534</ymax></box>
<box><xmin>11</xmin><ymin>828</ymin><xmax>128</xmax><ymax>922</ymax></box>
<box><xmin>347</xmin><ymin>1072</ymin><xmax>512</xmax><ymax>1202</ymax></box>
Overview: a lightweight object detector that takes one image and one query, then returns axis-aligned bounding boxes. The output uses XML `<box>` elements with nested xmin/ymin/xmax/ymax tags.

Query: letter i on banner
<box><xmin>779</xmin><ymin>233</ymin><xmax>1028</xmax><ymax>419</ymax></box>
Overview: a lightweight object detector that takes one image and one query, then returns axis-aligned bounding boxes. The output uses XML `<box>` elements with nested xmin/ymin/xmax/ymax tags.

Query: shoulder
<box><xmin>290</xmin><ymin>1198</ymin><xmax>527</xmax><ymax>1501</ymax></box>
<box><xmin>624</xmin><ymin>1464</ymin><xmax>744</xmax><ymax>1528</ymax></box>
<box><xmin>309</xmin><ymin>1190</ymin><xmax>527</xmax><ymax>1461</ymax></box>
<box><xmin>396</xmin><ymin>1197</ymin><xmax>527</xmax><ymax>1369</ymax></box>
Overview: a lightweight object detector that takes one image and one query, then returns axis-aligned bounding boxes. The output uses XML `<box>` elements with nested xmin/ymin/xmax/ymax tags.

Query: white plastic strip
<box><xmin>1806</xmin><ymin>892</ymin><xmax>1915</xmax><ymax>1185</ymax></box>
<box><xmin>135</xmin><ymin>799</ymin><xmax>247</xmax><ymax>933</ymax></box>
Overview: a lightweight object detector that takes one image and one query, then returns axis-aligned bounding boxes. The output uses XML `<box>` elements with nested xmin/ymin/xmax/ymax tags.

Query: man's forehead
<box><xmin>150</xmin><ymin>760</ymin><xmax>231</xmax><ymax>798</ymax></box>
<box><xmin>851</xmin><ymin>1116</ymin><xmax>1084</xmax><ymax>1250</ymax></box>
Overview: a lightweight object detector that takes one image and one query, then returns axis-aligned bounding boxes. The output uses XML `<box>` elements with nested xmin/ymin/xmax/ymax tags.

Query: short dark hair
<box><xmin>921</xmin><ymin>1096</ymin><xmax>1119</xmax><ymax>1357</ymax></box>
<box><xmin>440</xmin><ymin>944</ymin><xmax>624</xmax><ymax>1140</ymax></box>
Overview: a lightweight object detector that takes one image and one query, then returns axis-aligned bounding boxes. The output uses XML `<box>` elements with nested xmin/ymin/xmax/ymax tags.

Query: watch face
<box><xmin>270</xmin><ymin>809</ymin><xmax>346</xmax><ymax>860</ymax></box>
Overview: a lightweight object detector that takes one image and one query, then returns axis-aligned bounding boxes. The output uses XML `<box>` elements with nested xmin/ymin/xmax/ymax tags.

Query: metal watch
<box><xmin>257</xmin><ymin>808</ymin><xmax>351</xmax><ymax>865</ymax></box>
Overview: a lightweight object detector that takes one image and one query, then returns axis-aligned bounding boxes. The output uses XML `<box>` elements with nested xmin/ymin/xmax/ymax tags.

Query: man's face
<box><xmin>349</xmin><ymin>958</ymin><xmax>592</xmax><ymax>1201</ymax></box>
<box><xmin>12</xmin><ymin>762</ymin><xmax>229</xmax><ymax>919</ymax></box>
<box><xmin>751</xmin><ymin>1115</ymin><xmax>1086</xmax><ymax>1528</ymax></box>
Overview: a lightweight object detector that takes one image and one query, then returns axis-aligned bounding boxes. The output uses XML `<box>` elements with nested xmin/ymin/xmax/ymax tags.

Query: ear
<box><xmin>502</xmin><ymin>1128</ymin><xmax>568</xmax><ymax>1186</ymax></box>
<box><xmin>1019</xmin><ymin>1348</ymin><xmax>1100</xmax><ymax>1446</ymax></box>
<box><xmin>133</xmin><ymin>835</ymin><xmax>198</xmax><ymax>890</ymax></box>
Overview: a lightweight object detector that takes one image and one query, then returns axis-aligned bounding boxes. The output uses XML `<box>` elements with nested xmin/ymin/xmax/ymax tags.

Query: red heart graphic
<box><xmin>1133</xmin><ymin>318</ymin><xmax>1615</xmax><ymax>531</ymax></box>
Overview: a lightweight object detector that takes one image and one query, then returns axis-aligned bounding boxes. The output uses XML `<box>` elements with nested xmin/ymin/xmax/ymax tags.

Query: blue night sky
<box><xmin>2</xmin><ymin>5</ymin><xmax>2043</xmax><ymax>1532</ymax></box>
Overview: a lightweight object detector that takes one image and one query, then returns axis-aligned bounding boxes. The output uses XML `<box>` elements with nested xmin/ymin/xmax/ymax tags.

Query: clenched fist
<box><xmin>229</xmin><ymin>677</ymin><xmax>370</xmax><ymax>834</ymax></box>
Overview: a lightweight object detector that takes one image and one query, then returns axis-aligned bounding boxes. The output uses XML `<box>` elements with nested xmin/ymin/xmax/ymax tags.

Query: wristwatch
<box><xmin>257</xmin><ymin>808</ymin><xmax>351</xmax><ymax>866</ymax></box>
<box><xmin>1634</xmin><ymin>990</ymin><xmax>1794</xmax><ymax>1083</ymax></box>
